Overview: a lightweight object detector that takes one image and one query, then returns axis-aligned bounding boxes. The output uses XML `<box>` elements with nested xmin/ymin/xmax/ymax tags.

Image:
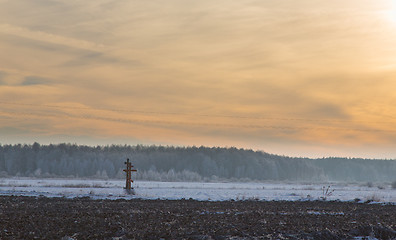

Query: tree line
<box><xmin>0</xmin><ymin>143</ymin><xmax>395</xmax><ymax>182</ymax></box>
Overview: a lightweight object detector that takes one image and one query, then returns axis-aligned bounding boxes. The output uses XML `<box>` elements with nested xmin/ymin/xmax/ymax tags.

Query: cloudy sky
<box><xmin>1</xmin><ymin>0</ymin><xmax>396</xmax><ymax>158</ymax></box>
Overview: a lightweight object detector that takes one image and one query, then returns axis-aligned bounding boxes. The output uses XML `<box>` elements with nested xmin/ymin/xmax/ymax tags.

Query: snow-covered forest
<box><xmin>0</xmin><ymin>143</ymin><xmax>395</xmax><ymax>182</ymax></box>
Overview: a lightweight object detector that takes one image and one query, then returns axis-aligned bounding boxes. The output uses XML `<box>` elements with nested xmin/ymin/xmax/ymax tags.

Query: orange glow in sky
<box><xmin>1</xmin><ymin>0</ymin><xmax>396</xmax><ymax>158</ymax></box>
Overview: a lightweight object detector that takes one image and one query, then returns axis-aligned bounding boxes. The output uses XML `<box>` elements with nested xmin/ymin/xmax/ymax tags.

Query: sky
<box><xmin>1</xmin><ymin>0</ymin><xmax>396</xmax><ymax>158</ymax></box>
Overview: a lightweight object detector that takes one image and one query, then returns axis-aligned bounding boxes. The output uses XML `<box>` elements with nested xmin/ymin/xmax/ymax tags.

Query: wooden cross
<box><xmin>123</xmin><ymin>158</ymin><xmax>137</xmax><ymax>190</ymax></box>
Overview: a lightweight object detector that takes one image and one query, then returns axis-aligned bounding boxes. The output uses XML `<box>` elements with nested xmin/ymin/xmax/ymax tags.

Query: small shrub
<box><xmin>365</xmin><ymin>194</ymin><xmax>382</xmax><ymax>203</ymax></box>
<box><xmin>377</xmin><ymin>185</ymin><xmax>385</xmax><ymax>190</ymax></box>
<box><xmin>366</xmin><ymin>182</ymin><xmax>373</xmax><ymax>188</ymax></box>
<box><xmin>321</xmin><ymin>186</ymin><xmax>334</xmax><ymax>200</ymax></box>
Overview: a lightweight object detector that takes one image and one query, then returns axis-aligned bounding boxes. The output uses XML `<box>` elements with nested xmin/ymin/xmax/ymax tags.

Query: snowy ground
<box><xmin>0</xmin><ymin>178</ymin><xmax>395</xmax><ymax>203</ymax></box>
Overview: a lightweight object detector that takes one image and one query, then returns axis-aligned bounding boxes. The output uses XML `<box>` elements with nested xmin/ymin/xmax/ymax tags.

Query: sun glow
<box><xmin>384</xmin><ymin>0</ymin><xmax>396</xmax><ymax>24</ymax></box>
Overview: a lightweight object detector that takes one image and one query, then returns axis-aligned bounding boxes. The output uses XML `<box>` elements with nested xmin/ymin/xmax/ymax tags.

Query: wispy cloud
<box><xmin>61</xmin><ymin>52</ymin><xmax>142</xmax><ymax>68</ymax></box>
<box><xmin>0</xmin><ymin>126</ymin><xmax>29</xmax><ymax>135</ymax></box>
<box><xmin>0</xmin><ymin>24</ymin><xmax>105</xmax><ymax>52</ymax></box>
<box><xmin>0</xmin><ymin>71</ymin><xmax>6</xmax><ymax>85</ymax></box>
<box><xmin>22</xmin><ymin>76</ymin><xmax>51</xmax><ymax>86</ymax></box>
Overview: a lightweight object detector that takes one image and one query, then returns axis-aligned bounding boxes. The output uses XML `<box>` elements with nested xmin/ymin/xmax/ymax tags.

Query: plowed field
<box><xmin>0</xmin><ymin>196</ymin><xmax>395</xmax><ymax>239</ymax></box>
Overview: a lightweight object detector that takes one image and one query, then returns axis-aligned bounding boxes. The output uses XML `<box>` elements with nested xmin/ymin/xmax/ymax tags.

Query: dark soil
<box><xmin>0</xmin><ymin>196</ymin><xmax>395</xmax><ymax>239</ymax></box>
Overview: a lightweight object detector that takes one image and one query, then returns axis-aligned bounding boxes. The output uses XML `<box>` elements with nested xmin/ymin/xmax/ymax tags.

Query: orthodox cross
<box><xmin>123</xmin><ymin>158</ymin><xmax>137</xmax><ymax>190</ymax></box>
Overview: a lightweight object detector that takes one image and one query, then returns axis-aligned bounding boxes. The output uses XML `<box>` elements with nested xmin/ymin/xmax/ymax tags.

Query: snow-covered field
<box><xmin>0</xmin><ymin>178</ymin><xmax>396</xmax><ymax>203</ymax></box>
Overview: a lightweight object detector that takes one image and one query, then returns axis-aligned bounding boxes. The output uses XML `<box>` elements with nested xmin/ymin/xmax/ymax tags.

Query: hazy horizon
<box><xmin>1</xmin><ymin>0</ymin><xmax>396</xmax><ymax>159</ymax></box>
